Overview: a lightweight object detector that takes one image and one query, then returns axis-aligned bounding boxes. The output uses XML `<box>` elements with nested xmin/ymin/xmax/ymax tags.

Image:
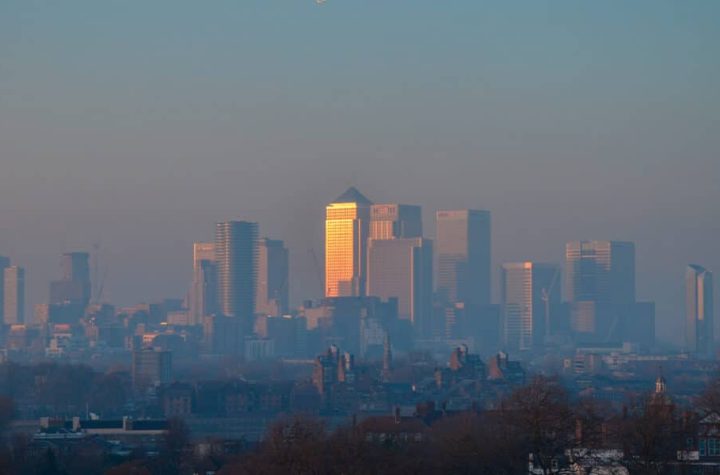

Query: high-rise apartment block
<box><xmin>501</xmin><ymin>262</ymin><xmax>560</xmax><ymax>352</ymax></box>
<box><xmin>215</xmin><ymin>221</ymin><xmax>258</xmax><ymax>325</ymax></box>
<box><xmin>3</xmin><ymin>266</ymin><xmax>25</xmax><ymax>325</ymax></box>
<box><xmin>325</xmin><ymin>187</ymin><xmax>372</xmax><ymax>298</ymax></box>
<box><xmin>435</xmin><ymin>210</ymin><xmax>491</xmax><ymax>308</ymax></box>
<box><xmin>367</xmin><ymin>237</ymin><xmax>433</xmax><ymax>337</ymax></box>
<box><xmin>255</xmin><ymin>238</ymin><xmax>289</xmax><ymax>316</ymax></box>
<box><xmin>189</xmin><ymin>242</ymin><xmax>217</xmax><ymax>325</ymax></box>
<box><xmin>686</xmin><ymin>265</ymin><xmax>714</xmax><ymax>358</ymax></box>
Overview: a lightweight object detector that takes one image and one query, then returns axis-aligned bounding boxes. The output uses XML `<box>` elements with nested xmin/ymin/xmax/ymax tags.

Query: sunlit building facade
<box><xmin>255</xmin><ymin>238</ymin><xmax>289</xmax><ymax>316</ymax></box>
<box><xmin>435</xmin><ymin>210</ymin><xmax>491</xmax><ymax>308</ymax></box>
<box><xmin>369</xmin><ymin>204</ymin><xmax>422</xmax><ymax>240</ymax></box>
<box><xmin>325</xmin><ymin>187</ymin><xmax>372</xmax><ymax>298</ymax></box>
<box><xmin>501</xmin><ymin>262</ymin><xmax>560</xmax><ymax>352</ymax></box>
<box><xmin>686</xmin><ymin>264</ymin><xmax>714</xmax><ymax>358</ymax></box>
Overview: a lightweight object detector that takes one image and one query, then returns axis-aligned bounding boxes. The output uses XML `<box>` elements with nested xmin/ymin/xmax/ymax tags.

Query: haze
<box><xmin>1</xmin><ymin>1</ymin><xmax>718</xmax><ymax>345</ymax></box>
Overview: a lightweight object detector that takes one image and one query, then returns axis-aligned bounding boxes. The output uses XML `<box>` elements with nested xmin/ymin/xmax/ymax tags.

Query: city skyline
<box><xmin>1</xmin><ymin>2</ymin><xmax>718</xmax><ymax>346</ymax></box>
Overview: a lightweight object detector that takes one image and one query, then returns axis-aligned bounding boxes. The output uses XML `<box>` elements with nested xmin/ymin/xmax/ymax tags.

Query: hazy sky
<box><xmin>1</xmin><ymin>1</ymin><xmax>718</xmax><ymax>345</ymax></box>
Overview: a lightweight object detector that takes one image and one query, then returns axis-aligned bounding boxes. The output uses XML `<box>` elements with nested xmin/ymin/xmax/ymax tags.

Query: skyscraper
<box><xmin>255</xmin><ymin>238</ymin><xmax>289</xmax><ymax>316</ymax></box>
<box><xmin>3</xmin><ymin>266</ymin><xmax>25</xmax><ymax>325</ymax></box>
<box><xmin>367</xmin><ymin>237</ymin><xmax>433</xmax><ymax>337</ymax></box>
<box><xmin>215</xmin><ymin>221</ymin><xmax>258</xmax><ymax>325</ymax></box>
<box><xmin>686</xmin><ymin>264</ymin><xmax>714</xmax><ymax>358</ymax></box>
<box><xmin>435</xmin><ymin>210</ymin><xmax>491</xmax><ymax>308</ymax></box>
<box><xmin>369</xmin><ymin>204</ymin><xmax>422</xmax><ymax>240</ymax></box>
<box><xmin>49</xmin><ymin>252</ymin><xmax>91</xmax><ymax>308</ymax></box>
<box><xmin>565</xmin><ymin>241</ymin><xmax>635</xmax><ymax>304</ymax></box>
<box><xmin>189</xmin><ymin>242</ymin><xmax>217</xmax><ymax>325</ymax></box>
<box><xmin>565</xmin><ymin>241</ymin><xmax>638</xmax><ymax>342</ymax></box>
<box><xmin>501</xmin><ymin>262</ymin><xmax>560</xmax><ymax>352</ymax></box>
<box><xmin>0</xmin><ymin>255</ymin><xmax>10</xmax><ymax>323</ymax></box>
<box><xmin>325</xmin><ymin>187</ymin><xmax>372</xmax><ymax>298</ymax></box>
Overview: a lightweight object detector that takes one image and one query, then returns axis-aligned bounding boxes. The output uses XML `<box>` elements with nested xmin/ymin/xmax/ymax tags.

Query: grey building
<box><xmin>255</xmin><ymin>238</ymin><xmax>289</xmax><ymax>316</ymax></box>
<box><xmin>3</xmin><ymin>266</ymin><xmax>25</xmax><ymax>325</ymax></box>
<box><xmin>501</xmin><ymin>262</ymin><xmax>560</xmax><ymax>352</ymax></box>
<box><xmin>686</xmin><ymin>264</ymin><xmax>714</xmax><ymax>358</ymax></box>
<box><xmin>367</xmin><ymin>237</ymin><xmax>433</xmax><ymax>337</ymax></box>
<box><xmin>435</xmin><ymin>210</ymin><xmax>491</xmax><ymax>308</ymax></box>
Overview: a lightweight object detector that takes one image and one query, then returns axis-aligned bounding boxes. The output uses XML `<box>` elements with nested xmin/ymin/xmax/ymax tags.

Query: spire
<box><xmin>332</xmin><ymin>187</ymin><xmax>372</xmax><ymax>205</ymax></box>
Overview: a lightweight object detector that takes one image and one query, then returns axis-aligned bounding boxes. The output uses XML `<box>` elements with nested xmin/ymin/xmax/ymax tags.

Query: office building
<box><xmin>565</xmin><ymin>241</ymin><xmax>636</xmax><ymax>341</ymax></box>
<box><xmin>49</xmin><ymin>252</ymin><xmax>91</xmax><ymax>309</ymax></box>
<box><xmin>501</xmin><ymin>262</ymin><xmax>560</xmax><ymax>352</ymax></box>
<box><xmin>189</xmin><ymin>242</ymin><xmax>217</xmax><ymax>325</ymax></box>
<box><xmin>255</xmin><ymin>238</ymin><xmax>289</xmax><ymax>316</ymax></box>
<box><xmin>565</xmin><ymin>241</ymin><xmax>635</xmax><ymax>304</ymax></box>
<box><xmin>686</xmin><ymin>265</ymin><xmax>714</xmax><ymax>358</ymax></box>
<box><xmin>325</xmin><ymin>187</ymin><xmax>372</xmax><ymax>298</ymax></box>
<box><xmin>369</xmin><ymin>204</ymin><xmax>422</xmax><ymax>240</ymax></box>
<box><xmin>367</xmin><ymin>237</ymin><xmax>433</xmax><ymax>337</ymax></box>
<box><xmin>3</xmin><ymin>266</ymin><xmax>25</xmax><ymax>325</ymax></box>
<box><xmin>215</xmin><ymin>221</ymin><xmax>258</xmax><ymax>326</ymax></box>
<box><xmin>0</xmin><ymin>255</ymin><xmax>10</xmax><ymax>323</ymax></box>
<box><xmin>132</xmin><ymin>348</ymin><xmax>172</xmax><ymax>391</ymax></box>
<box><xmin>435</xmin><ymin>210</ymin><xmax>491</xmax><ymax>308</ymax></box>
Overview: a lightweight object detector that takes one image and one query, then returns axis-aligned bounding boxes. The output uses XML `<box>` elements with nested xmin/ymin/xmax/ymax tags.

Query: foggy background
<box><xmin>1</xmin><ymin>1</ymin><xmax>718</xmax><ymax>345</ymax></box>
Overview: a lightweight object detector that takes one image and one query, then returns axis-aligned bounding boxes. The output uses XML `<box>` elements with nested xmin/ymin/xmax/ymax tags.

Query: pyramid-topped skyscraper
<box><xmin>325</xmin><ymin>187</ymin><xmax>373</xmax><ymax>297</ymax></box>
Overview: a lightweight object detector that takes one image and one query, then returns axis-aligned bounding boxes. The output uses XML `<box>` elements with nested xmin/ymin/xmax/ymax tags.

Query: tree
<box><xmin>501</xmin><ymin>376</ymin><xmax>574</xmax><ymax>475</ymax></box>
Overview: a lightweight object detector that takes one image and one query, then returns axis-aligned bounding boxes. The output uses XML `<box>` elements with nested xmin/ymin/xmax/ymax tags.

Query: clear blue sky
<box><xmin>1</xmin><ymin>1</ymin><xmax>719</xmax><ymax>344</ymax></box>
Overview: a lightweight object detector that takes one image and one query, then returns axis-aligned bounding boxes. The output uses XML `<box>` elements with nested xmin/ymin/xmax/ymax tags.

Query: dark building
<box><xmin>132</xmin><ymin>348</ymin><xmax>172</xmax><ymax>391</ymax></box>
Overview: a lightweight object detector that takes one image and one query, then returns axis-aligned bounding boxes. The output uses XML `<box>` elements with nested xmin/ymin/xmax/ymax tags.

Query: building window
<box><xmin>709</xmin><ymin>438</ymin><xmax>720</xmax><ymax>456</ymax></box>
<box><xmin>699</xmin><ymin>438</ymin><xmax>706</xmax><ymax>456</ymax></box>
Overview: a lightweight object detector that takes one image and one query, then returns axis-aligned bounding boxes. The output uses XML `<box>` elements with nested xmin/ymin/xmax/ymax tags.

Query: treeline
<box><xmin>2</xmin><ymin>375</ymin><xmax>720</xmax><ymax>474</ymax></box>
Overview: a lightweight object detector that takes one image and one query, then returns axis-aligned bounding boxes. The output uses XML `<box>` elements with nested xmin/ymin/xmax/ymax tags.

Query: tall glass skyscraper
<box><xmin>215</xmin><ymin>221</ymin><xmax>258</xmax><ymax>323</ymax></box>
<box><xmin>255</xmin><ymin>238</ymin><xmax>289</xmax><ymax>316</ymax></box>
<box><xmin>435</xmin><ymin>210</ymin><xmax>491</xmax><ymax>308</ymax></box>
<box><xmin>686</xmin><ymin>264</ymin><xmax>714</xmax><ymax>358</ymax></box>
<box><xmin>501</xmin><ymin>262</ymin><xmax>560</xmax><ymax>352</ymax></box>
<box><xmin>325</xmin><ymin>187</ymin><xmax>372</xmax><ymax>298</ymax></box>
<box><xmin>369</xmin><ymin>204</ymin><xmax>422</xmax><ymax>240</ymax></box>
<box><xmin>564</xmin><ymin>240</ymin><xmax>635</xmax><ymax>304</ymax></box>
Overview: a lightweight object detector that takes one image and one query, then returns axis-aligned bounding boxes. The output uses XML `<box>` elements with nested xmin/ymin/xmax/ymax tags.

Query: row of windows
<box><xmin>699</xmin><ymin>438</ymin><xmax>720</xmax><ymax>456</ymax></box>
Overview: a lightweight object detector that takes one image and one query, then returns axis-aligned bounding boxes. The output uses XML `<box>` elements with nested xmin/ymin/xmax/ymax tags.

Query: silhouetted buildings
<box><xmin>686</xmin><ymin>264</ymin><xmax>714</xmax><ymax>358</ymax></box>
<box><xmin>132</xmin><ymin>348</ymin><xmax>172</xmax><ymax>391</ymax></box>
<box><xmin>435</xmin><ymin>210</ymin><xmax>491</xmax><ymax>309</ymax></box>
<box><xmin>189</xmin><ymin>242</ymin><xmax>217</xmax><ymax>325</ymax></box>
<box><xmin>3</xmin><ymin>266</ymin><xmax>25</xmax><ymax>325</ymax></box>
<box><xmin>255</xmin><ymin>238</ymin><xmax>289</xmax><ymax>316</ymax></box>
<box><xmin>50</xmin><ymin>252</ymin><xmax>91</xmax><ymax>307</ymax></box>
